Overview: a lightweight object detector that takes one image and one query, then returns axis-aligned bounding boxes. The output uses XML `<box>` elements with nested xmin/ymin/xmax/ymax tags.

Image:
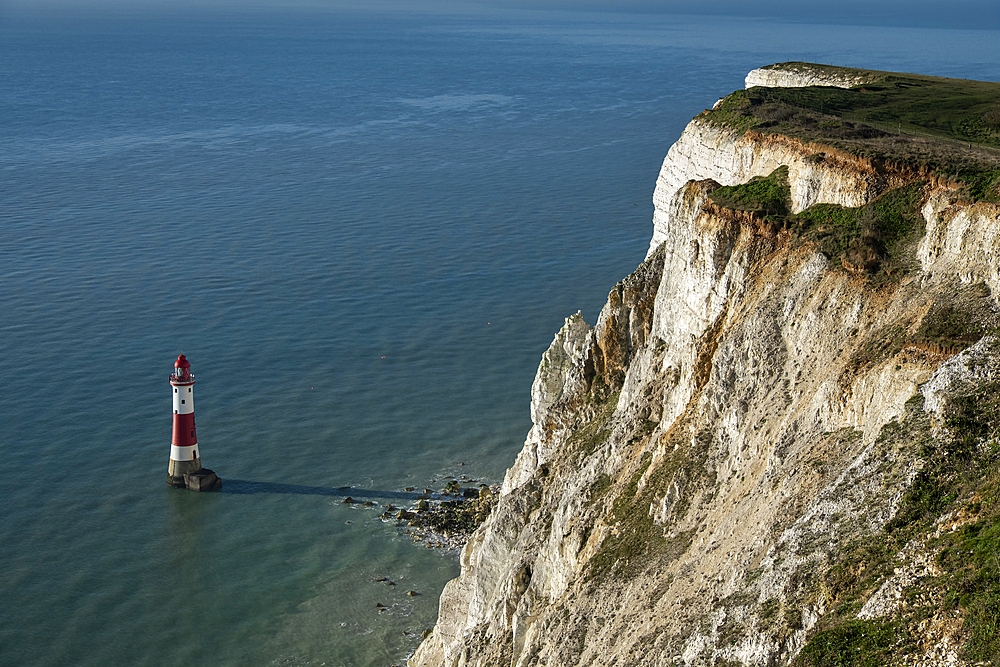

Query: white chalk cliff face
<box><xmin>744</xmin><ymin>64</ymin><xmax>880</xmax><ymax>90</ymax></box>
<box><xmin>409</xmin><ymin>69</ymin><xmax>1000</xmax><ymax>667</ymax></box>
<box><xmin>646</xmin><ymin>122</ymin><xmax>911</xmax><ymax>257</ymax></box>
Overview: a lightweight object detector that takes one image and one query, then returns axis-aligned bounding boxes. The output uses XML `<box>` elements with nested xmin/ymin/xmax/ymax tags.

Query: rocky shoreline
<box><xmin>340</xmin><ymin>477</ymin><xmax>500</xmax><ymax>552</ymax></box>
<box><xmin>384</xmin><ymin>482</ymin><xmax>499</xmax><ymax>552</ymax></box>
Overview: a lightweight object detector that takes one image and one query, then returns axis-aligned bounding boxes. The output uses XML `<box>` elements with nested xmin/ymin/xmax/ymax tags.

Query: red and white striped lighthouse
<box><xmin>167</xmin><ymin>354</ymin><xmax>220</xmax><ymax>491</ymax></box>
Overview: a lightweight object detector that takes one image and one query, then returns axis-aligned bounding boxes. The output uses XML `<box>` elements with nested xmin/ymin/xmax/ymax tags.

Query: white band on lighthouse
<box><xmin>170</xmin><ymin>444</ymin><xmax>199</xmax><ymax>461</ymax></box>
<box><xmin>172</xmin><ymin>386</ymin><xmax>195</xmax><ymax>414</ymax></box>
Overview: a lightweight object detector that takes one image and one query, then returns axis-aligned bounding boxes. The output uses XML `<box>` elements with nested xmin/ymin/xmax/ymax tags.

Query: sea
<box><xmin>1</xmin><ymin>5</ymin><xmax>997</xmax><ymax>666</ymax></box>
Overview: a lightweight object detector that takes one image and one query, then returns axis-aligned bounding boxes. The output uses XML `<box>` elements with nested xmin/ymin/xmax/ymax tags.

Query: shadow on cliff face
<box><xmin>219</xmin><ymin>479</ymin><xmax>424</xmax><ymax>501</ymax></box>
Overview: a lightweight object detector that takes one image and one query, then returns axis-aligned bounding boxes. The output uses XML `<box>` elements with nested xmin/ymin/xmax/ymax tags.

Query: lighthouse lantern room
<box><xmin>167</xmin><ymin>354</ymin><xmax>220</xmax><ymax>491</ymax></box>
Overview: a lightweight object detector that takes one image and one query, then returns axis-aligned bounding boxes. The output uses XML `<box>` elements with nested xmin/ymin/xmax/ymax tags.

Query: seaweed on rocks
<box><xmin>384</xmin><ymin>484</ymin><xmax>500</xmax><ymax>551</ymax></box>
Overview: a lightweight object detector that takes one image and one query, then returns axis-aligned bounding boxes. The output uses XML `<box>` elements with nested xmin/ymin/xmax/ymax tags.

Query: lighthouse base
<box><xmin>167</xmin><ymin>459</ymin><xmax>222</xmax><ymax>491</ymax></box>
<box><xmin>186</xmin><ymin>469</ymin><xmax>222</xmax><ymax>491</ymax></box>
<box><xmin>167</xmin><ymin>469</ymin><xmax>222</xmax><ymax>491</ymax></box>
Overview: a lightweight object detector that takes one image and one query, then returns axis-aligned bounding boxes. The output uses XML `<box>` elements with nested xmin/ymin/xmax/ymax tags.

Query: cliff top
<box><xmin>746</xmin><ymin>61</ymin><xmax>887</xmax><ymax>89</ymax></box>
<box><xmin>704</xmin><ymin>63</ymin><xmax>1000</xmax><ymax>200</ymax></box>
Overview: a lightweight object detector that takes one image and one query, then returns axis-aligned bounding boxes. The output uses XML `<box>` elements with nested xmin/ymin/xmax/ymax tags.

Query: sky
<box><xmin>2</xmin><ymin>0</ymin><xmax>998</xmax><ymax>29</ymax></box>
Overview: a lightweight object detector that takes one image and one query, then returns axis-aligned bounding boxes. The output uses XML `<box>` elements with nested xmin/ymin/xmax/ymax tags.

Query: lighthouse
<box><xmin>168</xmin><ymin>354</ymin><xmax>220</xmax><ymax>491</ymax></box>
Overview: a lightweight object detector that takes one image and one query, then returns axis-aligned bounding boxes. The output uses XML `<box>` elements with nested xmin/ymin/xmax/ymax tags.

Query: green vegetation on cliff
<box><xmin>707</xmin><ymin>166</ymin><xmax>927</xmax><ymax>280</ymax></box>
<box><xmin>708</xmin><ymin>165</ymin><xmax>791</xmax><ymax>218</ymax></box>
<box><xmin>792</xmin><ymin>182</ymin><xmax>926</xmax><ymax>280</ymax></box>
<box><xmin>796</xmin><ymin>383</ymin><xmax>1000</xmax><ymax>667</ymax></box>
<box><xmin>701</xmin><ymin>64</ymin><xmax>1000</xmax><ymax>201</ymax></box>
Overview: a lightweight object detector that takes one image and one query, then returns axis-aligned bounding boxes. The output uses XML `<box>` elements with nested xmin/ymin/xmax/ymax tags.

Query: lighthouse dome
<box><xmin>171</xmin><ymin>355</ymin><xmax>194</xmax><ymax>382</ymax></box>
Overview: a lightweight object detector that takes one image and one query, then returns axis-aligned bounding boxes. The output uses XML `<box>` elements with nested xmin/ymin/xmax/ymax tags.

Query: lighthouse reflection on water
<box><xmin>167</xmin><ymin>354</ymin><xmax>221</xmax><ymax>491</ymax></box>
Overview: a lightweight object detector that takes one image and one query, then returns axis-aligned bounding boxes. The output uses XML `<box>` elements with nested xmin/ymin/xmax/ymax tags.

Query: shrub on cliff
<box><xmin>708</xmin><ymin>166</ymin><xmax>791</xmax><ymax>218</ymax></box>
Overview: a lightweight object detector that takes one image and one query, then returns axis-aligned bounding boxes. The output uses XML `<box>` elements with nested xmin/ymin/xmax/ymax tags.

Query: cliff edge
<box><xmin>411</xmin><ymin>64</ymin><xmax>1000</xmax><ymax>667</ymax></box>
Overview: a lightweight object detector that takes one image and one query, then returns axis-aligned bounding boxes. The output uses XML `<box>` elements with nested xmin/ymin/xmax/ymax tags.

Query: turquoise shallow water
<box><xmin>1</xmin><ymin>7</ymin><xmax>997</xmax><ymax>666</ymax></box>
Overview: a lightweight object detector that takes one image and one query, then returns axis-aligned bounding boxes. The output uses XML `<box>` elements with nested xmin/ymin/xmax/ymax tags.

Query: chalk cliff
<box><xmin>410</xmin><ymin>65</ymin><xmax>1000</xmax><ymax>667</ymax></box>
<box><xmin>744</xmin><ymin>63</ymin><xmax>881</xmax><ymax>90</ymax></box>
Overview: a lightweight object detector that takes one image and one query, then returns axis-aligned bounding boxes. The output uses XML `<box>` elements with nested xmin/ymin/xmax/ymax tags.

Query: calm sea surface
<box><xmin>1</xmin><ymin>7</ymin><xmax>997</xmax><ymax>666</ymax></box>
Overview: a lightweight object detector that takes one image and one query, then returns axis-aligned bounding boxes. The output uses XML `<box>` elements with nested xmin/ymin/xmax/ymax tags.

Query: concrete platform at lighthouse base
<box><xmin>168</xmin><ymin>469</ymin><xmax>222</xmax><ymax>492</ymax></box>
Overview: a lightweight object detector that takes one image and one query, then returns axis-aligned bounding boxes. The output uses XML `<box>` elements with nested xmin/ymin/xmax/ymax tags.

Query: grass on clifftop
<box><xmin>701</xmin><ymin>65</ymin><xmax>1000</xmax><ymax>200</ymax></box>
